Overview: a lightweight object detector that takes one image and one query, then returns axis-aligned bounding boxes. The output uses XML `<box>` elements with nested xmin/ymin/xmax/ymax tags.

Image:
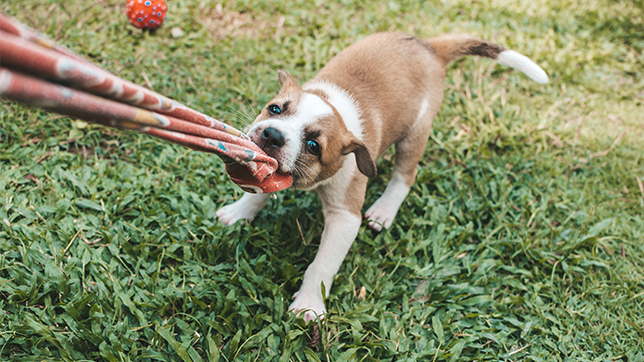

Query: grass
<box><xmin>1</xmin><ymin>0</ymin><xmax>643</xmax><ymax>360</ymax></box>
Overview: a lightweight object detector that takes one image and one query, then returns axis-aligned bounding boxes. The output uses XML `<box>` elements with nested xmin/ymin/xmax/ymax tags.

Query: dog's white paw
<box><xmin>216</xmin><ymin>203</ymin><xmax>252</xmax><ymax>225</ymax></box>
<box><xmin>289</xmin><ymin>291</ymin><xmax>326</xmax><ymax>323</ymax></box>
<box><xmin>364</xmin><ymin>199</ymin><xmax>397</xmax><ymax>232</ymax></box>
<box><xmin>216</xmin><ymin>194</ymin><xmax>270</xmax><ymax>225</ymax></box>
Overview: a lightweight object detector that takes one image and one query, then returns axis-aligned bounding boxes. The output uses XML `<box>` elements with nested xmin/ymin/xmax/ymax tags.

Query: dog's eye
<box><xmin>306</xmin><ymin>139</ymin><xmax>321</xmax><ymax>156</ymax></box>
<box><xmin>267</xmin><ymin>104</ymin><xmax>281</xmax><ymax>115</ymax></box>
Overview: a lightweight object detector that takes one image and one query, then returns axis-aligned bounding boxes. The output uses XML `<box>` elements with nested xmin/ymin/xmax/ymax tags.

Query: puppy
<box><xmin>217</xmin><ymin>33</ymin><xmax>548</xmax><ymax>321</ymax></box>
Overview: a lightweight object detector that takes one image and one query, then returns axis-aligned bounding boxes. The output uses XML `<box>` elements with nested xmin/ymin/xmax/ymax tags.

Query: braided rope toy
<box><xmin>0</xmin><ymin>12</ymin><xmax>292</xmax><ymax>194</ymax></box>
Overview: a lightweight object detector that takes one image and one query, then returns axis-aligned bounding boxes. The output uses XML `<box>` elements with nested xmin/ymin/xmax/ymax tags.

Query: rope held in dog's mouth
<box><xmin>0</xmin><ymin>12</ymin><xmax>292</xmax><ymax>194</ymax></box>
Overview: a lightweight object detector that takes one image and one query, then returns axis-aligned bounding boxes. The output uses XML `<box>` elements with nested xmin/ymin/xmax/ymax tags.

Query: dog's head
<box><xmin>246</xmin><ymin>70</ymin><xmax>376</xmax><ymax>189</ymax></box>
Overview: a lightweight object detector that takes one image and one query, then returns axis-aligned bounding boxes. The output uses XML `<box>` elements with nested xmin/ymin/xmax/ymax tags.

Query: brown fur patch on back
<box><xmin>308</xmin><ymin>32</ymin><xmax>446</xmax><ymax>159</ymax></box>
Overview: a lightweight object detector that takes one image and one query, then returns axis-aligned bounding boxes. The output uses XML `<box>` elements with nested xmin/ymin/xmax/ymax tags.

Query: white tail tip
<box><xmin>497</xmin><ymin>50</ymin><xmax>549</xmax><ymax>84</ymax></box>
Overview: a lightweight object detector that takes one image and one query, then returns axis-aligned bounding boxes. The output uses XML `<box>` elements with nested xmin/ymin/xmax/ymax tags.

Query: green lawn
<box><xmin>1</xmin><ymin>0</ymin><xmax>643</xmax><ymax>360</ymax></box>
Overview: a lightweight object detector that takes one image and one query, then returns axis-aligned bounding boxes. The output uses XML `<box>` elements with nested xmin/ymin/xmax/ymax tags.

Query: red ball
<box><xmin>126</xmin><ymin>0</ymin><xmax>168</xmax><ymax>30</ymax></box>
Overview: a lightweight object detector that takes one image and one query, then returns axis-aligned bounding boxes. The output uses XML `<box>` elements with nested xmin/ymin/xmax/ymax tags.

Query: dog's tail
<box><xmin>426</xmin><ymin>34</ymin><xmax>548</xmax><ymax>84</ymax></box>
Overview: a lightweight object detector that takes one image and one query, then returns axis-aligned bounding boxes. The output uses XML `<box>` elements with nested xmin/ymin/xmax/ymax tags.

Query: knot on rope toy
<box><xmin>0</xmin><ymin>12</ymin><xmax>292</xmax><ymax>194</ymax></box>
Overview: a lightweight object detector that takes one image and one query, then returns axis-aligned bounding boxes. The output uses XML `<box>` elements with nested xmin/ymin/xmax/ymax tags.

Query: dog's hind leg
<box><xmin>365</xmin><ymin>97</ymin><xmax>440</xmax><ymax>231</ymax></box>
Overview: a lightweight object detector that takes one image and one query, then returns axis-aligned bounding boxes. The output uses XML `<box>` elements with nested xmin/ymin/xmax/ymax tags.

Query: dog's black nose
<box><xmin>261</xmin><ymin>127</ymin><xmax>285</xmax><ymax>148</ymax></box>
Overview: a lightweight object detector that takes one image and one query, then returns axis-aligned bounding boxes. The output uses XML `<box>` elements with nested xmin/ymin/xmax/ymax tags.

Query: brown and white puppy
<box><xmin>217</xmin><ymin>33</ymin><xmax>548</xmax><ymax>321</ymax></box>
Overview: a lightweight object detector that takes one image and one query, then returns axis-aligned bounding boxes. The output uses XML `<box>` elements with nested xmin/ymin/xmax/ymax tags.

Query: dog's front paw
<box><xmin>289</xmin><ymin>291</ymin><xmax>326</xmax><ymax>323</ymax></box>
<box><xmin>216</xmin><ymin>194</ymin><xmax>270</xmax><ymax>225</ymax></box>
<box><xmin>216</xmin><ymin>203</ymin><xmax>251</xmax><ymax>225</ymax></box>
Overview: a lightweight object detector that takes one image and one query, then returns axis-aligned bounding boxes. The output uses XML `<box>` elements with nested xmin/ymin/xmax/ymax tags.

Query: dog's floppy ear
<box><xmin>342</xmin><ymin>138</ymin><xmax>377</xmax><ymax>178</ymax></box>
<box><xmin>277</xmin><ymin>70</ymin><xmax>299</xmax><ymax>90</ymax></box>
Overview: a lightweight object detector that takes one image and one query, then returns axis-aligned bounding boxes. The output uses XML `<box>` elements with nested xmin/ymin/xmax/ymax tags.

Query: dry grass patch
<box><xmin>199</xmin><ymin>2</ymin><xmax>283</xmax><ymax>40</ymax></box>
